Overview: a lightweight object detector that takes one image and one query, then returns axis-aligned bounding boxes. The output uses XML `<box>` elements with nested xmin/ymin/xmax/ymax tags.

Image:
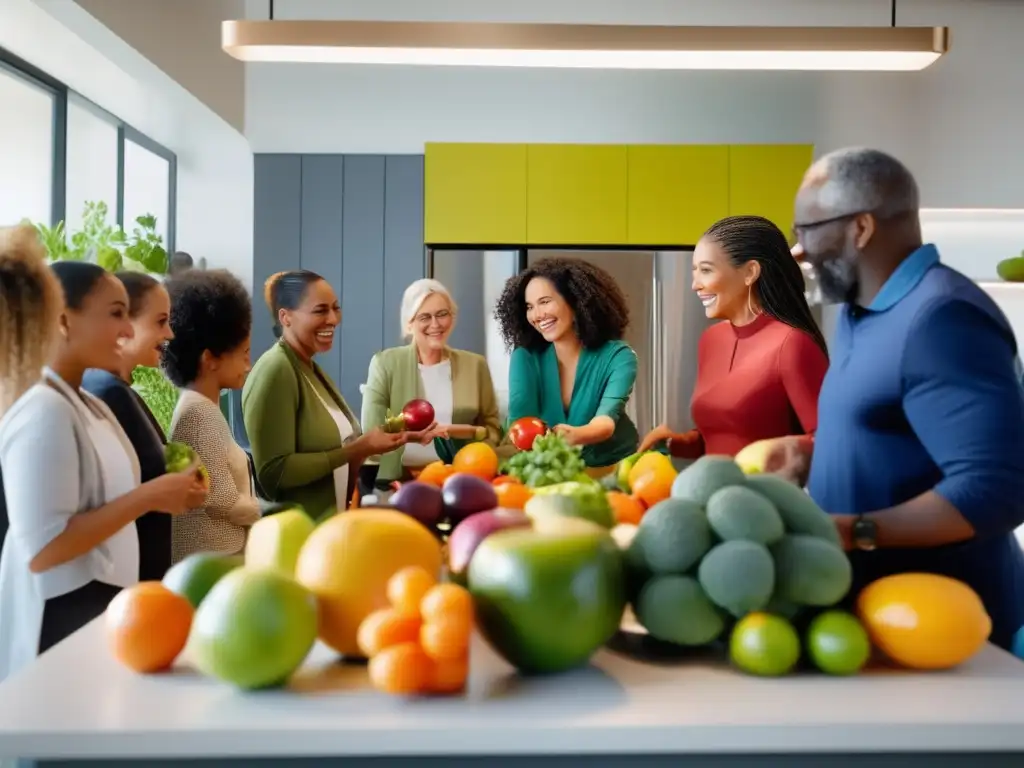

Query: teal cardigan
<box><xmin>507</xmin><ymin>340</ymin><xmax>639</xmax><ymax>467</ymax></box>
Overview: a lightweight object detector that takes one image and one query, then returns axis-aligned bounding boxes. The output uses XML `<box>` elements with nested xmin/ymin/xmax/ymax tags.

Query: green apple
<box><xmin>245</xmin><ymin>509</ymin><xmax>316</xmax><ymax>576</ymax></box>
<box><xmin>468</xmin><ymin>516</ymin><xmax>627</xmax><ymax>675</ymax></box>
<box><xmin>163</xmin><ymin>552</ymin><xmax>243</xmax><ymax>608</ymax></box>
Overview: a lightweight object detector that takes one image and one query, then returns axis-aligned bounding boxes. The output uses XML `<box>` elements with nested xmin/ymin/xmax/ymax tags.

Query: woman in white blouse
<box><xmin>361</xmin><ymin>279</ymin><xmax>503</xmax><ymax>490</ymax></box>
<box><xmin>163</xmin><ymin>269</ymin><xmax>262</xmax><ymax>563</ymax></box>
<box><xmin>0</xmin><ymin>228</ymin><xmax>204</xmax><ymax>681</ymax></box>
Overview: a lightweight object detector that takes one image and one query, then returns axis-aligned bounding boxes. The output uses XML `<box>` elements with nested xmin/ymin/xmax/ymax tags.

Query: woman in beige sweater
<box><xmin>163</xmin><ymin>270</ymin><xmax>261</xmax><ymax>562</ymax></box>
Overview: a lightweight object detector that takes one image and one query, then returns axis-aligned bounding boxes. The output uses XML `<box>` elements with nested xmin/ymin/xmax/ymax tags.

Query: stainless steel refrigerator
<box><xmin>431</xmin><ymin>248</ymin><xmax>715</xmax><ymax>439</ymax></box>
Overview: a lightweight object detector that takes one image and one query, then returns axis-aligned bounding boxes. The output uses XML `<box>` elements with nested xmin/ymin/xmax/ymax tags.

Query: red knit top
<box><xmin>672</xmin><ymin>313</ymin><xmax>828</xmax><ymax>459</ymax></box>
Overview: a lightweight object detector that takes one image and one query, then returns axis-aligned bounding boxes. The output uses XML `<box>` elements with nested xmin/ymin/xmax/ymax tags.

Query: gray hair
<box><xmin>814</xmin><ymin>147</ymin><xmax>919</xmax><ymax>220</ymax></box>
<box><xmin>400</xmin><ymin>278</ymin><xmax>457</xmax><ymax>339</ymax></box>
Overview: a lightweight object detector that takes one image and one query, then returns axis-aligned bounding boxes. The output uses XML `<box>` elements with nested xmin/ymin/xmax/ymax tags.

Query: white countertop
<box><xmin>1</xmin><ymin>619</ymin><xmax>1023</xmax><ymax>760</ymax></box>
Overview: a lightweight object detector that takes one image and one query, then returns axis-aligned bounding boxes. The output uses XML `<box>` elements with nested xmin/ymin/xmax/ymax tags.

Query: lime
<box><xmin>163</xmin><ymin>552</ymin><xmax>243</xmax><ymax>608</ymax></box>
<box><xmin>806</xmin><ymin>610</ymin><xmax>871</xmax><ymax>675</ymax></box>
<box><xmin>190</xmin><ymin>568</ymin><xmax>318</xmax><ymax>689</ymax></box>
<box><xmin>729</xmin><ymin>612</ymin><xmax>801</xmax><ymax>676</ymax></box>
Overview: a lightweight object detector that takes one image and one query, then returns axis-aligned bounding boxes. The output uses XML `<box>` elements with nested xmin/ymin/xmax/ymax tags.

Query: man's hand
<box><xmin>765</xmin><ymin>435</ymin><xmax>815</xmax><ymax>487</ymax></box>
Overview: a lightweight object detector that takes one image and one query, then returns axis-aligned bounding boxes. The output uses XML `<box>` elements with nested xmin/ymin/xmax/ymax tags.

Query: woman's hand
<box><xmin>638</xmin><ymin>423</ymin><xmax>673</xmax><ymax>453</ymax></box>
<box><xmin>552</xmin><ymin>424</ymin><xmax>584</xmax><ymax>446</ymax></box>
<box><xmin>358</xmin><ymin>427</ymin><xmax>409</xmax><ymax>456</ymax></box>
<box><xmin>145</xmin><ymin>470</ymin><xmax>207</xmax><ymax>515</ymax></box>
<box><xmin>185</xmin><ymin>478</ymin><xmax>209</xmax><ymax>509</ymax></box>
<box><xmin>405</xmin><ymin>422</ymin><xmax>447</xmax><ymax>445</ymax></box>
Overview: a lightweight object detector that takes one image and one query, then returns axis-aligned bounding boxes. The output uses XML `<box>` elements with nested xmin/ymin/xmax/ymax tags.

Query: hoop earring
<box><xmin>747</xmin><ymin>285</ymin><xmax>760</xmax><ymax>320</ymax></box>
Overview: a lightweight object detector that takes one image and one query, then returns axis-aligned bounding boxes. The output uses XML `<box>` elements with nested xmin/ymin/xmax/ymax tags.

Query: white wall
<box><xmin>244</xmin><ymin>0</ymin><xmax>1024</xmax><ymax>209</ymax></box>
<box><xmin>1</xmin><ymin>0</ymin><xmax>254</xmax><ymax>291</ymax></box>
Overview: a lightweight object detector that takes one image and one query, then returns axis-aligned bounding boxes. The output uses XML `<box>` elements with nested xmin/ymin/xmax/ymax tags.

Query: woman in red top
<box><xmin>640</xmin><ymin>215</ymin><xmax>828</xmax><ymax>458</ymax></box>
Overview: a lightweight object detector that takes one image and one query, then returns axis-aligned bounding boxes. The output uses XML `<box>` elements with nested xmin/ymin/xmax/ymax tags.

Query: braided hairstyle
<box><xmin>703</xmin><ymin>215</ymin><xmax>828</xmax><ymax>357</ymax></box>
<box><xmin>493</xmin><ymin>257</ymin><xmax>630</xmax><ymax>351</ymax></box>
<box><xmin>263</xmin><ymin>270</ymin><xmax>324</xmax><ymax>338</ymax></box>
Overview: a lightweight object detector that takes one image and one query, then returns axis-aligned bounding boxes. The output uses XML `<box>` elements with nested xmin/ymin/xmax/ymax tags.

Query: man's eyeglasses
<box><xmin>791</xmin><ymin>212</ymin><xmax>864</xmax><ymax>241</ymax></box>
<box><xmin>416</xmin><ymin>309</ymin><xmax>452</xmax><ymax>325</ymax></box>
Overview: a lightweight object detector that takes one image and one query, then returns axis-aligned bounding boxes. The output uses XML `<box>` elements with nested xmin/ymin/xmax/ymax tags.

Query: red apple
<box><xmin>447</xmin><ymin>508</ymin><xmax>531</xmax><ymax>583</ymax></box>
<box><xmin>508</xmin><ymin>417</ymin><xmax>547</xmax><ymax>451</ymax></box>
<box><xmin>401</xmin><ymin>399</ymin><xmax>435</xmax><ymax>432</ymax></box>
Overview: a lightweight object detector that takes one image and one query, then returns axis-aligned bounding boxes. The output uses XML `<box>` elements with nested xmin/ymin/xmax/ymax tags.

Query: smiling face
<box><xmin>121</xmin><ymin>284</ymin><xmax>173</xmax><ymax>370</ymax></box>
<box><xmin>692</xmin><ymin>238</ymin><xmax>759</xmax><ymax>322</ymax></box>
<box><xmin>410</xmin><ymin>291</ymin><xmax>454</xmax><ymax>353</ymax></box>
<box><xmin>524</xmin><ymin>276</ymin><xmax>575</xmax><ymax>343</ymax></box>
<box><xmin>281</xmin><ymin>279</ymin><xmax>341</xmax><ymax>357</ymax></box>
<box><xmin>64</xmin><ymin>273</ymin><xmax>133</xmax><ymax>372</ymax></box>
<box><xmin>794</xmin><ymin>181</ymin><xmax>863</xmax><ymax>305</ymax></box>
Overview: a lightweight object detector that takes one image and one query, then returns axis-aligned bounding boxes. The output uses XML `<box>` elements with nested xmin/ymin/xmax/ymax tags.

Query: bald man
<box><xmin>778</xmin><ymin>147</ymin><xmax>1024</xmax><ymax>651</ymax></box>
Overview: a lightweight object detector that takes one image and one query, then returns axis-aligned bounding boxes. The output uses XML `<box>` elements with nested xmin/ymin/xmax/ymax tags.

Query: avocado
<box><xmin>628</xmin><ymin>497</ymin><xmax>712</xmax><ymax>575</ymax></box>
<box><xmin>771</xmin><ymin>534</ymin><xmax>853</xmax><ymax>607</ymax></box>
<box><xmin>744</xmin><ymin>474</ymin><xmax>842</xmax><ymax>547</ymax></box>
<box><xmin>636</xmin><ymin>575</ymin><xmax>726</xmax><ymax>646</ymax></box>
<box><xmin>670</xmin><ymin>455</ymin><xmax>747</xmax><ymax>505</ymax></box>
<box><xmin>706</xmin><ymin>485</ymin><xmax>786</xmax><ymax>546</ymax></box>
<box><xmin>997</xmin><ymin>254</ymin><xmax>1024</xmax><ymax>283</ymax></box>
<box><xmin>698</xmin><ymin>540</ymin><xmax>776</xmax><ymax>619</ymax></box>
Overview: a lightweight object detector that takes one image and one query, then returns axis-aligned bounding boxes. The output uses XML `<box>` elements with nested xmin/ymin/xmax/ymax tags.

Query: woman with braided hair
<box><xmin>640</xmin><ymin>215</ymin><xmax>829</xmax><ymax>459</ymax></box>
<box><xmin>494</xmin><ymin>257</ymin><xmax>639</xmax><ymax>472</ymax></box>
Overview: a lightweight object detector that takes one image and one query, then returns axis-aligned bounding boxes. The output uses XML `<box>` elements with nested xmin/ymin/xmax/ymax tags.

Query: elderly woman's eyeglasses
<box><xmin>416</xmin><ymin>309</ymin><xmax>452</xmax><ymax>326</ymax></box>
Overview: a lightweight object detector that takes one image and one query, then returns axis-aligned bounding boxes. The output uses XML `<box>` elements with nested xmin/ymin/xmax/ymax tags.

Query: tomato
<box><xmin>508</xmin><ymin>417</ymin><xmax>547</xmax><ymax>451</ymax></box>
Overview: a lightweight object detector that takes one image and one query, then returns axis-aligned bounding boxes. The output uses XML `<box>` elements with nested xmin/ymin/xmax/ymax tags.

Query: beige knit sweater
<box><xmin>169</xmin><ymin>390</ymin><xmax>261</xmax><ymax>563</ymax></box>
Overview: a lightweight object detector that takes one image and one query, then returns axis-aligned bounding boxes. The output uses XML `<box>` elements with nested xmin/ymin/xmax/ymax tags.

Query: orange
<box><xmin>492</xmin><ymin>475</ymin><xmax>521</xmax><ymax>486</ymax></box>
<box><xmin>627</xmin><ymin>452</ymin><xmax>675</xmax><ymax>491</ymax></box>
<box><xmin>420</xmin><ymin>583</ymin><xmax>474</xmax><ymax>625</ymax></box>
<box><xmin>417</xmin><ymin>461</ymin><xmax>454</xmax><ymax>487</ymax></box>
<box><xmin>295</xmin><ymin>509</ymin><xmax>443</xmax><ymax>658</ymax></box>
<box><xmin>451</xmin><ymin>442</ymin><xmax>500</xmax><ymax>481</ymax></box>
<box><xmin>607</xmin><ymin>491</ymin><xmax>645</xmax><ymax>525</ymax></box>
<box><xmin>856</xmin><ymin>572</ymin><xmax>992</xmax><ymax>670</ymax></box>
<box><xmin>631</xmin><ymin>469</ymin><xmax>674</xmax><ymax>508</ymax></box>
<box><xmin>387</xmin><ymin>566</ymin><xmax>437</xmax><ymax>616</ymax></box>
<box><xmin>429</xmin><ymin>655</ymin><xmax>469</xmax><ymax>694</ymax></box>
<box><xmin>368</xmin><ymin>642</ymin><xmax>433</xmax><ymax>695</ymax></box>
<box><xmin>357</xmin><ymin>609</ymin><xmax>422</xmax><ymax>657</ymax></box>
<box><xmin>420</xmin><ymin>616</ymin><xmax>472</xmax><ymax>661</ymax></box>
<box><xmin>494</xmin><ymin>482</ymin><xmax>533</xmax><ymax>510</ymax></box>
<box><xmin>105</xmin><ymin>581</ymin><xmax>193</xmax><ymax>673</ymax></box>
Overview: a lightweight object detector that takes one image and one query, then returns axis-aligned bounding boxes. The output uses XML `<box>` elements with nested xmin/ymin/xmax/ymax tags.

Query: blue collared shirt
<box><xmin>809</xmin><ymin>244</ymin><xmax>1024</xmax><ymax>650</ymax></box>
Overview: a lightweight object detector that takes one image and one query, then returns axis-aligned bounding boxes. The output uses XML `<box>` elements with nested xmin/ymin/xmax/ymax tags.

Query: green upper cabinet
<box><xmin>526</xmin><ymin>144</ymin><xmax>628</xmax><ymax>245</ymax></box>
<box><xmin>728</xmin><ymin>144</ymin><xmax>814</xmax><ymax>240</ymax></box>
<box><xmin>627</xmin><ymin>145</ymin><xmax>730</xmax><ymax>246</ymax></box>
<box><xmin>424</xmin><ymin>143</ymin><xmax>528</xmax><ymax>244</ymax></box>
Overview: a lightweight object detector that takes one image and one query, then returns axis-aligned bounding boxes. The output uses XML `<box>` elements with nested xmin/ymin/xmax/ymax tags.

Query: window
<box><xmin>122</xmin><ymin>136</ymin><xmax>171</xmax><ymax>244</ymax></box>
<box><xmin>65</xmin><ymin>96</ymin><xmax>118</xmax><ymax>233</ymax></box>
<box><xmin>1</xmin><ymin>46</ymin><xmax>177</xmax><ymax>250</ymax></box>
<box><xmin>0</xmin><ymin>65</ymin><xmax>55</xmax><ymax>227</ymax></box>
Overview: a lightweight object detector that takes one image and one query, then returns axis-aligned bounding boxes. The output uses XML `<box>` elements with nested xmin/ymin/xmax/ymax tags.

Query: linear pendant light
<box><xmin>221</xmin><ymin>21</ymin><xmax>950</xmax><ymax>72</ymax></box>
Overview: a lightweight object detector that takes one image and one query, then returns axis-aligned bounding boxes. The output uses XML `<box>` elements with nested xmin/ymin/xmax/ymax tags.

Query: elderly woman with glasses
<box><xmin>360</xmin><ymin>279</ymin><xmax>502</xmax><ymax>489</ymax></box>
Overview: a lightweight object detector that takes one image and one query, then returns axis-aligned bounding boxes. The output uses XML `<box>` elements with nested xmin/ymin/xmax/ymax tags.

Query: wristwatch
<box><xmin>851</xmin><ymin>515</ymin><xmax>878</xmax><ymax>551</ymax></box>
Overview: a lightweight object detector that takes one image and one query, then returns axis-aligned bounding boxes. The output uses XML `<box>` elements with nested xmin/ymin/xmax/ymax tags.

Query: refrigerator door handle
<box><xmin>651</xmin><ymin>266</ymin><xmax>663</xmax><ymax>430</ymax></box>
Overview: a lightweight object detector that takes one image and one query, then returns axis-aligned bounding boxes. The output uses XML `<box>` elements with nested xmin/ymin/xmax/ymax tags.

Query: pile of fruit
<box><xmin>104</xmin><ymin>431</ymin><xmax>996</xmax><ymax>697</ymax></box>
<box><xmin>358</xmin><ymin>567</ymin><xmax>473</xmax><ymax>695</ymax></box>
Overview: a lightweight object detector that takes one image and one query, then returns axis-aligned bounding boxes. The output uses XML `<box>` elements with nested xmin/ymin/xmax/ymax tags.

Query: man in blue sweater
<box><xmin>779</xmin><ymin>147</ymin><xmax>1024</xmax><ymax>651</ymax></box>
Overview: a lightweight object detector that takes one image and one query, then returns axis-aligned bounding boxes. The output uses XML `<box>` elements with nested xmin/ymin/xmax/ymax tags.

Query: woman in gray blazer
<box><xmin>0</xmin><ymin>239</ymin><xmax>204</xmax><ymax>682</ymax></box>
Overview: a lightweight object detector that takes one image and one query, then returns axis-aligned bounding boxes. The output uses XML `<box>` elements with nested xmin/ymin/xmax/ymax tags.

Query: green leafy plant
<box><xmin>30</xmin><ymin>201</ymin><xmax>179</xmax><ymax>426</ymax></box>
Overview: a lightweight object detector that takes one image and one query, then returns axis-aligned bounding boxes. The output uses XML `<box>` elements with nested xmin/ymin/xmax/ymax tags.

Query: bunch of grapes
<box><xmin>501</xmin><ymin>431</ymin><xmax>586</xmax><ymax>488</ymax></box>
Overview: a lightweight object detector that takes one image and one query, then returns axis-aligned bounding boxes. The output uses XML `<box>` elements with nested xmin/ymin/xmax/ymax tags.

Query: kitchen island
<box><xmin>0</xmin><ymin>619</ymin><xmax>1022</xmax><ymax>767</ymax></box>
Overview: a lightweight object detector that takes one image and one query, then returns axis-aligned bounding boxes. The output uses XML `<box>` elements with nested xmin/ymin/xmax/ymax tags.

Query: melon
<box><xmin>294</xmin><ymin>509</ymin><xmax>443</xmax><ymax>658</ymax></box>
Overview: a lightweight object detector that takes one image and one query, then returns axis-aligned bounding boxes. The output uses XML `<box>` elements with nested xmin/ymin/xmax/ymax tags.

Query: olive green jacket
<box><xmin>241</xmin><ymin>341</ymin><xmax>361</xmax><ymax>520</ymax></box>
<box><xmin>361</xmin><ymin>344</ymin><xmax>502</xmax><ymax>482</ymax></box>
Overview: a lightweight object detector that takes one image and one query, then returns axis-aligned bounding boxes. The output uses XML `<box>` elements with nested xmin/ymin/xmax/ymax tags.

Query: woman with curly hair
<box><xmin>639</xmin><ymin>215</ymin><xmax>829</xmax><ymax>458</ymax></box>
<box><xmin>163</xmin><ymin>269</ymin><xmax>261</xmax><ymax>563</ymax></box>
<box><xmin>494</xmin><ymin>257</ymin><xmax>639</xmax><ymax>470</ymax></box>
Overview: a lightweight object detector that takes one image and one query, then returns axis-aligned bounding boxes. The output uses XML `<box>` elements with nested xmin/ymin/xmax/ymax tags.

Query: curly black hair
<box><xmin>493</xmin><ymin>257</ymin><xmax>630</xmax><ymax>351</ymax></box>
<box><xmin>162</xmin><ymin>269</ymin><xmax>252</xmax><ymax>387</ymax></box>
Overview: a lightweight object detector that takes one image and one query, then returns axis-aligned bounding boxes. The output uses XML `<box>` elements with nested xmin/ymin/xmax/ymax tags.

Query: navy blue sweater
<box><xmin>809</xmin><ymin>245</ymin><xmax>1024</xmax><ymax>651</ymax></box>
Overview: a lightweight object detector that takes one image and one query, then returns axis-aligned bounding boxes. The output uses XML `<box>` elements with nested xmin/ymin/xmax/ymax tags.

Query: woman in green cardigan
<box><xmin>361</xmin><ymin>278</ymin><xmax>503</xmax><ymax>486</ymax></box>
<box><xmin>242</xmin><ymin>270</ymin><xmax>412</xmax><ymax>519</ymax></box>
<box><xmin>494</xmin><ymin>257</ymin><xmax>639</xmax><ymax>473</ymax></box>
